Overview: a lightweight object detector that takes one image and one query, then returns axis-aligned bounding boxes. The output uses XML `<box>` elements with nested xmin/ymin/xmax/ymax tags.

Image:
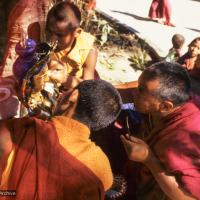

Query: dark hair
<box><xmin>141</xmin><ymin>61</ymin><xmax>191</xmax><ymax>106</ymax></box>
<box><xmin>74</xmin><ymin>80</ymin><xmax>122</xmax><ymax>131</ymax></box>
<box><xmin>189</xmin><ymin>37</ymin><xmax>200</xmax><ymax>47</ymax></box>
<box><xmin>172</xmin><ymin>34</ymin><xmax>185</xmax><ymax>49</ymax></box>
<box><xmin>46</xmin><ymin>1</ymin><xmax>81</xmax><ymax>31</ymax></box>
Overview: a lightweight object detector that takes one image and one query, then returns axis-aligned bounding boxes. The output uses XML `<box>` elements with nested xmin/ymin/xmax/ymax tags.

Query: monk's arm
<box><xmin>82</xmin><ymin>47</ymin><xmax>98</xmax><ymax>80</ymax></box>
<box><xmin>121</xmin><ymin>135</ymin><xmax>196</xmax><ymax>200</ymax></box>
<box><xmin>145</xmin><ymin>157</ymin><xmax>196</xmax><ymax>200</ymax></box>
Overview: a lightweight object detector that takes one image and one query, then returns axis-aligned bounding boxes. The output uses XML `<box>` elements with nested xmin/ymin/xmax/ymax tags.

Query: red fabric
<box><xmin>148</xmin><ymin>0</ymin><xmax>172</xmax><ymax>23</ymax></box>
<box><xmin>0</xmin><ymin>0</ymin><xmax>49</xmax><ymax>76</ymax></box>
<box><xmin>149</xmin><ymin>101</ymin><xmax>200</xmax><ymax>199</ymax></box>
<box><xmin>192</xmin><ymin>94</ymin><xmax>200</xmax><ymax>108</ymax></box>
<box><xmin>0</xmin><ymin>117</ymin><xmax>104</xmax><ymax>200</ymax></box>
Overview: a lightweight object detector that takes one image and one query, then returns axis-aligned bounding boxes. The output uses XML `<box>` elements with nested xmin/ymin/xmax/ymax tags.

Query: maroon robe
<box><xmin>124</xmin><ymin>100</ymin><xmax>200</xmax><ymax>200</ymax></box>
<box><xmin>144</xmin><ymin>100</ymin><xmax>200</xmax><ymax>199</ymax></box>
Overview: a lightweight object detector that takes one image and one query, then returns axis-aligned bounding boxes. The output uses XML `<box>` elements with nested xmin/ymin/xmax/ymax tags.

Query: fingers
<box><xmin>120</xmin><ymin>134</ymin><xmax>129</xmax><ymax>144</ymax></box>
<box><xmin>120</xmin><ymin>135</ymin><xmax>133</xmax><ymax>157</ymax></box>
<box><xmin>120</xmin><ymin>134</ymin><xmax>150</xmax><ymax>162</ymax></box>
<box><xmin>122</xmin><ymin>134</ymin><xmax>144</xmax><ymax>144</ymax></box>
<box><xmin>120</xmin><ymin>134</ymin><xmax>137</xmax><ymax>148</ymax></box>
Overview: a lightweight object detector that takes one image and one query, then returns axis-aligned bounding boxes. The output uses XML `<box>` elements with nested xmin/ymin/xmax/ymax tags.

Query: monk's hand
<box><xmin>120</xmin><ymin>134</ymin><xmax>154</xmax><ymax>164</ymax></box>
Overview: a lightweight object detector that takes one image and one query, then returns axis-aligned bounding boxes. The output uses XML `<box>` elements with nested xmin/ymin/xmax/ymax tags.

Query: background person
<box><xmin>148</xmin><ymin>0</ymin><xmax>174</xmax><ymax>26</ymax></box>
<box><xmin>178</xmin><ymin>37</ymin><xmax>200</xmax><ymax>79</ymax></box>
<box><xmin>165</xmin><ymin>33</ymin><xmax>185</xmax><ymax>62</ymax></box>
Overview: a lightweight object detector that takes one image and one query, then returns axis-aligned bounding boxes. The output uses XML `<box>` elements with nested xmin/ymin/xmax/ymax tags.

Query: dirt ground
<box><xmin>84</xmin><ymin>11</ymin><xmax>153</xmax><ymax>85</ymax></box>
<box><xmin>96</xmin><ymin>47</ymin><xmax>142</xmax><ymax>85</ymax></box>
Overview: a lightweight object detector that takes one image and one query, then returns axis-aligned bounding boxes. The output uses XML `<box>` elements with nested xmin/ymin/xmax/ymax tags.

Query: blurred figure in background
<box><xmin>165</xmin><ymin>33</ymin><xmax>185</xmax><ymax>62</ymax></box>
<box><xmin>178</xmin><ymin>37</ymin><xmax>200</xmax><ymax>80</ymax></box>
<box><xmin>148</xmin><ymin>0</ymin><xmax>174</xmax><ymax>26</ymax></box>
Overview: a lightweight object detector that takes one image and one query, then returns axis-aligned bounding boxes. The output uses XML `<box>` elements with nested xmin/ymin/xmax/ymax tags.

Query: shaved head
<box><xmin>46</xmin><ymin>1</ymin><xmax>81</xmax><ymax>33</ymax></box>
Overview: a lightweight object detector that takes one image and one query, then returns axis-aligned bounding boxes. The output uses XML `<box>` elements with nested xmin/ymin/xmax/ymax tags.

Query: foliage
<box><xmin>73</xmin><ymin>0</ymin><xmax>118</xmax><ymax>46</ymax></box>
<box><xmin>99</xmin><ymin>57</ymin><xmax>115</xmax><ymax>70</ymax></box>
<box><xmin>129</xmin><ymin>48</ymin><xmax>149</xmax><ymax>71</ymax></box>
<box><xmin>75</xmin><ymin>0</ymin><xmax>153</xmax><ymax>65</ymax></box>
<box><xmin>92</xmin><ymin>18</ymin><xmax>118</xmax><ymax>46</ymax></box>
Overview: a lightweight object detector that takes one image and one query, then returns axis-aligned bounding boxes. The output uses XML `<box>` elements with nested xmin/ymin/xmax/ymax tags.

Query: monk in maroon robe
<box><xmin>121</xmin><ymin>62</ymin><xmax>200</xmax><ymax>200</ymax></box>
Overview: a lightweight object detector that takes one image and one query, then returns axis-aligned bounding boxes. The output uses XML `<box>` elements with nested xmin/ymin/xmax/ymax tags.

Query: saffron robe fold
<box><xmin>0</xmin><ymin>117</ymin><xmax>104</xmax><ymax>200</ymax></box>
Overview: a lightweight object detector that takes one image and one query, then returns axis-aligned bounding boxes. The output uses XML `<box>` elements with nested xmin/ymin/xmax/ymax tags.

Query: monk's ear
<box><xmin>159</xmin><ymin>100</ymin><xmax>174</xmax><ymax>113</ymax></box>
<box><xmin>74</xmin><ymin>27</ymin><xmax>82</xmax><ymax>38</ymax></box>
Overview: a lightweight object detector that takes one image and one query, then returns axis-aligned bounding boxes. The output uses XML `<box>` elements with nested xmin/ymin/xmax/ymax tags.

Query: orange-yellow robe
<box><xmin>0</xmin><ymin>116</ymin><xmax>113</xmax><ymax>199</ymax></box>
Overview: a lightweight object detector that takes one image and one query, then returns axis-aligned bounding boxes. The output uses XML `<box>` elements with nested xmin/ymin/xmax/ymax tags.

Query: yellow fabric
<box><xmin>53</xmin><ymin>31</ymin><xmax>95</xmax><ymax>78</ymax></box>
<box><xmin>0</xmin><ymin>150</ymin><xmax>15</xmax><ymax>189</ymax></box>
<box><xmin>52</xmin><ymin>116</ymin><xmax>113</xmax><ymax>191</ymax></box>
<box><xmin>0</xmin><ymin>115</ymin><xmax>113</xmax><ymax>191</ymax></box>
